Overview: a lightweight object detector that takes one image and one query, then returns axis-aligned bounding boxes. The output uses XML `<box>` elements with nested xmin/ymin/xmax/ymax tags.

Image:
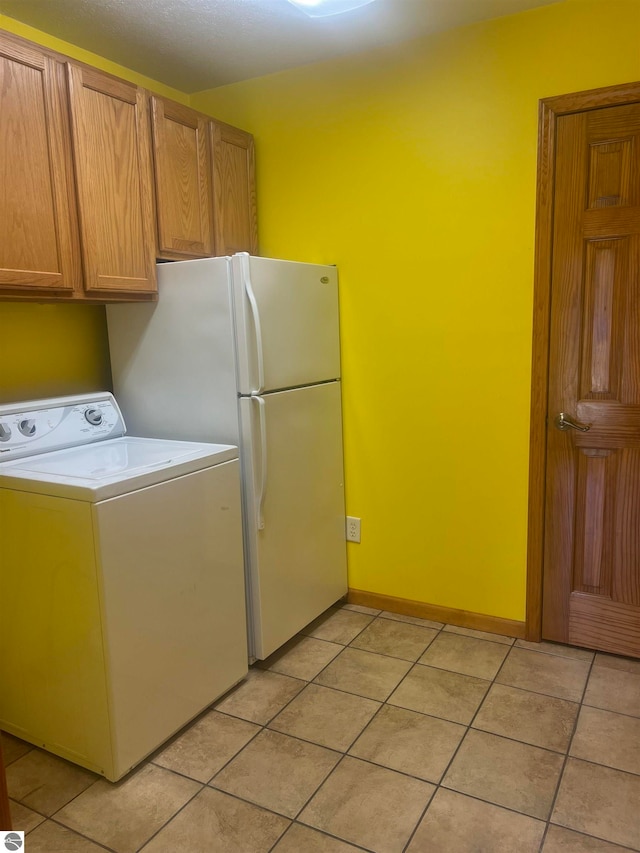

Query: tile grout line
<box><xmin>403</xmin><ymin>638</ymin><xmax>556</xmax><ymax>851</ymax></box>
<box><xmin>261</xmin><ymin>608</ymin><xmax>380</xmax><ymax>680</ymax></box>
<box><xmin>193</xmin><ymin>667</ymin><xmax>354</xmax><ymax>841</ymax></box>
<box><xmin>282</xmin><ymin>614</ymin><xmax>443</xmax><ymax>701</ymax></box>
<box><xmin>300</xmin><ymin>606</ymin><xmax>377</xmax><ymax>639</ymax></box>
<box><xmin>218</xmin><ymin>676</ymin><xmax>308</xmax><ymax>727</ymax></box>
<box><xmin>91</xmin><ymin>715</ymin><xmax>265</xmax><ymax>852</ymax></box>
<box><xmin>490</xmin><ymin>652</ymin><xmax>595</xmax><ymax>707</ymax></box>
<box><xmin>400</xmin><ymin>638</ymin><xmax>507</xmax><ymax>851</ymax></box>
<box><xmin>539</xmin><ymin>822</ymin><xmax>639</xmax><ymax>853</ymax></box>
<box><xmin>130</xmin><ymin>779</ymin><xmax>205</xmax><ymax>851</ymax></box>
<box><xmin>309</xmin><ymin>610</ymin><xmax>443</xmax><ymax>664</ymax></box>
<box><xmin>402</xmin><ymin>644</ymin><xmax>500</xmax><ymax>851</ymax></box>
<box><xmin>147</xmin><ymin>716</ymin><xmax>350</xmax><ymax>853</ymax></box>
<box><xmin>305</xmin><ymin>608</ymin><xmax>445</xmax><ymax>658</ymax></box>
<box><xmin>225</xmin><ymin>640</ymin><xmax>464</xmax><ymax>783</ymax></box>
<box><xmin>537</xmin><ymin>652</ymin><xmax>596</xmax><ymax>853</ymax></box>
<box><xmin>578</xmin><ymin>699</ymin><xmax>640</xmax><ymax>723</ymax></box>
<box><xmin>288</xmin><ymin>752</ymin><xmax>347</xmax><ymax>828</ymax></box>
<box><xmin>266</xmin><ymin>820</ymin><xmax>374</xmax><ymax>853</ymax></box>
<box><xmin>288</xmin><ymin>754</ymin><xmax>382</xmax><ymax>853</ymax></box>
<box><xmin>46</xmin><ymin>818</ymin><xmax>118</xmax><ymax>852</ymax></box>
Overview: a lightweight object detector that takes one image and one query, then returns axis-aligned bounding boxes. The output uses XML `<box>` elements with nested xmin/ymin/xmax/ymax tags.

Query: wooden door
<box><xmin>67</xmin><ymin>65</ymin><xmax>157</xmax><ymax>295</ymax></box>
<box><xmin>151</xmin><ymin>97</ymin><xmax>213</xmax><ymax>259</ymax></box>
<box><xmin>542</xmin><ymin>101</ymin><xmax>640</xmax><ymax>658</ymax></box>
<box><xmin>0</xmin><ymin>36</ymin><xmax>81</xmax><ymax>294</ymax></box>
<box><xmin>210</xmin><ymin>120</ymin><xmax>258</xmax><ymax>256</ymax></box>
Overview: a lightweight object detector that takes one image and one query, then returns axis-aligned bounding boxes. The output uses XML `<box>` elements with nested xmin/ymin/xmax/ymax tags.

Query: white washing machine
<box><xmin>0</xmin><ymin>392</ymin><xmax>248</xmax><ymax>781</ymax></box>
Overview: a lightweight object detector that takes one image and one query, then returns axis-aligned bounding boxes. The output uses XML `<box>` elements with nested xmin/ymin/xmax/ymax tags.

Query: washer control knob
<box><xmin>85</xmin><ymin>408</ymin><xmax>103</xmax><ymax>426</ymax></box>
<box><xmin>0</xmin><ymin>422</ymin><xmax>11</xmax><ymax>441</ymax></box>
<box><xmin>18</xmin><ymin>418</ymin><xmax>36</xmax><ymax>437</ymax></box>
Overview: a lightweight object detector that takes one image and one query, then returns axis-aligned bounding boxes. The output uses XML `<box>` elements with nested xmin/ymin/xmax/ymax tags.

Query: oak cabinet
<box><xmin>0</xmin><ymin>36</ymin><xmax>82</xmax><ymax>296</ymax></box>
<box><xmin>151</xmin><ymin>96</ymin><xmax>213</xmax><ymax>260</ymax></box>
<box><xmin>210</xmin><ymin>120</ymin><xmax>258</xmax><ymax>256</ymax></box>
<box><xmin>67</xmin><ymin>65</ymin><xmax>157</xmax><ymax>296</ymax></box>
<box><xmin>0</xmin><ymin>29</ymin><xmax>259</xmax><ymax>302</ymax></box>
<box><xmin>0</xmin><ymin>32</ymin><xmax>158</xmax><ymax>302</ymax></box>
<box><xmin>150</xmin><ymin>103</ymin><xmax>259</xmax><ymax>260</ymax></box>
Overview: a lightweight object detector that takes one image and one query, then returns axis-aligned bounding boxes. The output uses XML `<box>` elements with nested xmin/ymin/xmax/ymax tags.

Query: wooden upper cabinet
<box><xmin>67</xmin><ymin>65</ymin><xmax>157</xmax><ymax>295</ymax></box>
<box><xmin>151</xmin><ymin>97</ymin><xmax>213</xmax><ymax>259</ymax></box>
<box><xmin>0</xmin><ymin>37</ymin><xmax>81</xmax><ymax>294</ymax></box>
<box><xmin>0</xmin><ymin>29</ymin><xmax>259</xmax><ymax>301</ymax></box>
<box><xmin>210</xmin><ymin>120</ymin><xmax>258</xmax><ymax>256</ymax></box>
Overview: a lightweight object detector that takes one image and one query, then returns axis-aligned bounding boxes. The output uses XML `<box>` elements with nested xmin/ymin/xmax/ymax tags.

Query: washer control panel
<box><xmin>0</xmin><ymin>393</ymin><xmax>126</xmax><ymax>462</ymax></box>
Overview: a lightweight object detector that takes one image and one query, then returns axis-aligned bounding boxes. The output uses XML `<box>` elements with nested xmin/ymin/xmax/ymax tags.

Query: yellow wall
<box><xmin>0</xmin><ymin>14</ymin><xmax>188</xmax><ymax>405</ymax></box>
<box><xmin>192</xmin><ymin>0</ymin><xmax>640</xmax><ymax>621</ymax></box>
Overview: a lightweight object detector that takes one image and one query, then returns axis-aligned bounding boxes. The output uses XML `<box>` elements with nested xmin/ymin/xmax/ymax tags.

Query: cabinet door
<box><xmin>67</xmin><ymin>65</ymin><xmax>157</xmax><ymax>295</ymax></box>
<box><xmin>151</xmin><ymin>97</ymin><xmax>213</xmax><ymax>259</ymax></box>
<box><xmin>210</xmin><ymin>120</ymin><xmax>258</xmax><ymax>256</ymax></box>
<box><xmin>0</xmin><ymin>37</ymin><xmax>81</xmax><ymax>294</ymax></box>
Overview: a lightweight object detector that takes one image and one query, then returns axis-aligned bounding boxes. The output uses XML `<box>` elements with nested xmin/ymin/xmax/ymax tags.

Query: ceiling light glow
<box><xmin>286</xmin><ymin>0</ymin><xmax>376</xmax><ymax>18</ymax></box>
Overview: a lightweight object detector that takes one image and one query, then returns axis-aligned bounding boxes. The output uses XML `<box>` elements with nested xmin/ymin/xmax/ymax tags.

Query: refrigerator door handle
<box><xmin>242</xmin><ymin>257</ymin><xmax>265</xmax><ymax>394</ymax></box>
<box><xmin>252</xmin><ymin>395</ymin><xmax>267</xmax><ymax>530</ymax></box>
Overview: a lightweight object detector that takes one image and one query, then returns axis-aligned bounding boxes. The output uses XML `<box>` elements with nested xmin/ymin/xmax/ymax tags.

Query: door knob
<box><xmin>554</xmin><ymin>412</ymin><xmax>591</xmax><ymax>432</ymax></box>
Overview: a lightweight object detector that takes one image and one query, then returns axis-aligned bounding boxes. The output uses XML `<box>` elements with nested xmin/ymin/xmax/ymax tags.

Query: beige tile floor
<box><xmin>3</xmin><ymin>602</ymin><xmax>640</xmax><ymax>852</ymax></box>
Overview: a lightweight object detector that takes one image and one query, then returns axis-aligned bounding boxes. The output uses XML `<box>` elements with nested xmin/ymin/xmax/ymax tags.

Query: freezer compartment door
<box><xmin>240</xmin><ymin>382</ymin><xmax>347</xmax><ymax>659</ymax></box>
<box><xmin>232</xmin><ymin>254</ymin><xmax>341</xmax><ymax>394</ymax></box>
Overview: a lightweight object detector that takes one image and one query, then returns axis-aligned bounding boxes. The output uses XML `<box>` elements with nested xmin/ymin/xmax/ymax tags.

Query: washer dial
<box><xmin>85</xmin><ymin>408</ymin><xmax>104</xmax><ymax>426</ymax></box>
<box><xmin>18</xmin><ymin>419</ymin><xmax>36</xmax><ymax>437</ymax></box>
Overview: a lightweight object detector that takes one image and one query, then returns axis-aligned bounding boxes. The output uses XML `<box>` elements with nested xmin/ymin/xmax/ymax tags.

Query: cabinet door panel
<box><xmin>152</xmin><ymin>97</ymin><xmax>212</xmax><ymax>259</ymax></box>
<box><xmin>0</xmin><ymin>39</ymin><xmax>80</xmax><ymax>292</ymax></box>
<box><xmin>68</xmin><ymin>64</ymin><xmax>156</xmax><ymax>295</ymax></box>
<box><xmin>210</xmin><ymin>120</ymin><xmax>258</xmax><ymax>256</ymax></box>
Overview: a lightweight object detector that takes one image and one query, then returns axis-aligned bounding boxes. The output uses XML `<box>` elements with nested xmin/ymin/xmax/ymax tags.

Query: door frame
<box><xmin>526</xmin><ymin>79</ymin><xmax>640</xmax><ymax>642</ymax></box>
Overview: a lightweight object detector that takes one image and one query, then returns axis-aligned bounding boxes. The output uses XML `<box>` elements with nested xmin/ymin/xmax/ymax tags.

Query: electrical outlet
<box><xmin>346</xmin><ymin>516</ymin><xmax>361</xmax><ymax>543</ymax></box>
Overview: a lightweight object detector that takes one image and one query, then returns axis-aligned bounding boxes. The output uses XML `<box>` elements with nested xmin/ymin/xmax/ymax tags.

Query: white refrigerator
<box><xmin>107</xmin><ymin>254</ymin><xmax>348</xmax><ymax>660</ymax></box>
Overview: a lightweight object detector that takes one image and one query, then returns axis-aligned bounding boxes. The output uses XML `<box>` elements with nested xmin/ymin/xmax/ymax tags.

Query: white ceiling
<box><xmin>0</xmin><ymin>0</ymin><xmax>562</xmax><ymax>93</ymax></box>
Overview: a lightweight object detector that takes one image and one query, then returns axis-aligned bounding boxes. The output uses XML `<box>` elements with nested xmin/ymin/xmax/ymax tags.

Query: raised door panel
<box><xmin>67</xmin><ymin>65</ymin><xmax>156</xmax><ymax>295</ymax></box>
<box><xmin>210</xmin><ymin>120</ymin><xmax>258</xmax><ymax>256</ymax></box>
<box><xmin>151</xmin><ymin>97</ymin><xmax>213</xmax><ymax>259</ymax></box>
<box><xmin>0</xmin><ymin>37</ymin><xmax>81</xmax><ymax>294</ymax></box>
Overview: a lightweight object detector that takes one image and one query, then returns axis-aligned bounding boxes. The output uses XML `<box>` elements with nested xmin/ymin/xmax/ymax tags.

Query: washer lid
<box><xmin>0</xmin><ymin>437</ymin><xmax>238</xmax><ymax>501</ymax></box>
